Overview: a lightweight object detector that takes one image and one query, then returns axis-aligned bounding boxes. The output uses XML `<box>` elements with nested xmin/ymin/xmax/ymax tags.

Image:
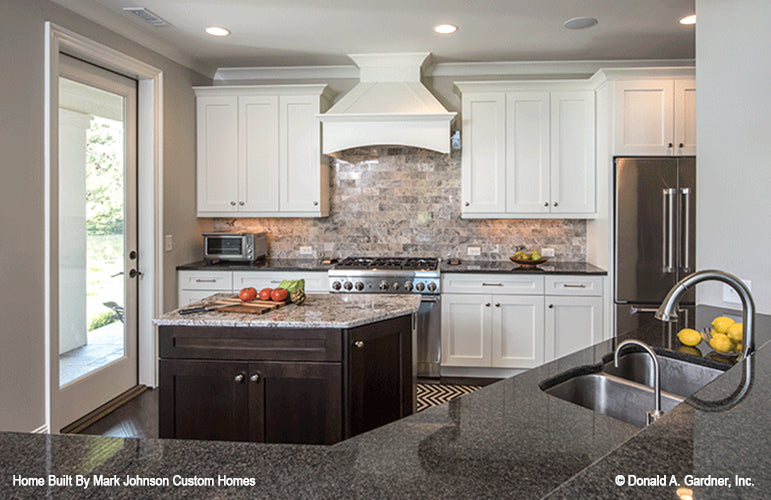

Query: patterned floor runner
<box><xmin>416</xmin><ymin>383</ymin><xmax>482</xmax><ymax>411</ymax></box>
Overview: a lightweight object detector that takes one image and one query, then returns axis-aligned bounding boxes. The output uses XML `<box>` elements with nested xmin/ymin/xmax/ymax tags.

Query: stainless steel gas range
<box><xmin>328</xmin><ymin>257</ymin><xmax>441</xmax><ymax>378</ymax></box>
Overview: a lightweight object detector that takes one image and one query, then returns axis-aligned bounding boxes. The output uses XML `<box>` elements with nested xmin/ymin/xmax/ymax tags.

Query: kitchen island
<box><xmin>154</xmin><ymin>293</ymin><xmax>421</xmax><ymax>445</ymax></box>
<box><xmin>2</xmin><ymin>305</ymin><xmax>770</xmax><ymax>498</ymax></box>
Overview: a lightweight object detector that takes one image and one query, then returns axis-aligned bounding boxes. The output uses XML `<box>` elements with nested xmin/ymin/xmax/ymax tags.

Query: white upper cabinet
<box><xmin>456</xmin><ymin>82</ymin><xmax>596</xmax><ymax>219</ymax></box>
<box><xmin>613</xmin><ymin>79</ymin><xmax>695</xmax><ymax>156</ymax></box>
<box><xmin>461</xmin><ymin>93</ymin><xmax>506</xmax><ymax>214</ymax></box>
<box><xmin>195</xmin><ymin>85</ymin><xmax>334</xmax><ymax>218</ymax></box>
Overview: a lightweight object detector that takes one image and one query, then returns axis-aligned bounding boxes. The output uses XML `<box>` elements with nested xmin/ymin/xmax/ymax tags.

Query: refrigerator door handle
<box><xmin>662</xmin><ymin>188</ymin><xmax>676</xmax><ymax>273</ymax></box>
<box><xmin>680</xmin><ymin>187</ymin><xmax>691</xmax><ymax>273</ymax></box>
<box><xmin>630</xmin><ymin>306</ymin><xmax>661</xmax><ymax>314</ymax></box>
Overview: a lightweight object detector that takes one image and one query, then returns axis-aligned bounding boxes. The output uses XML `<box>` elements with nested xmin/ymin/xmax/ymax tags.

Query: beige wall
<box><xmin>695</xmin><ymin>0</ymin><xmax>771</xmax><ymax>313</ymax></box>
<box><xmin>0</xmin><ymin>0</ymin><xmax>209</xmax><ymax>432</ymax></box>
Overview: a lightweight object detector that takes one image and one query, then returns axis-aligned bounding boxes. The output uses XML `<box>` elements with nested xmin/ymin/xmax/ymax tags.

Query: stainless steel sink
<box><xmin>544</xmin><ymin>373</ymin><xmax>684</xmax><ymax>427</ymax></box>
<box><xmin>603</xmin><ymin>352</ymin><xmax>726</xmax><ymax>398</ymax></box>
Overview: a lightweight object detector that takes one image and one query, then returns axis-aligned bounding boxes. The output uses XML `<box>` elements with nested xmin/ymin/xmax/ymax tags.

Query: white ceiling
<box><xmin>53</xmin><ymin>0</ymin><xmax>695</xmax><ymax>74</ymax></box>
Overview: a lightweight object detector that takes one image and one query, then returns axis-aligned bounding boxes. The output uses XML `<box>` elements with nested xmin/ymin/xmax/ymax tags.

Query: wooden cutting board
<box><xmin>212</xmin><ymin>296</ymin><xmax>289</xmax><ymax>314</ymax></box>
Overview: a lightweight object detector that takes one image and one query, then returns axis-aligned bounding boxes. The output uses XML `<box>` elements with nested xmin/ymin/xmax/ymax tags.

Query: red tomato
<box><xmin>259</xmin><ymin>288</ymin><xmax>273</xmax><ymax>301</ymax></box>
<box><xmin>239</xmin><ymin>287</ymin><xmax>257</xmax><ymax>301</ymax></box>
<box><xmin>271</xmin><ymin>288</ymin><xmax>288</xmax><ymax>302</ymax></box>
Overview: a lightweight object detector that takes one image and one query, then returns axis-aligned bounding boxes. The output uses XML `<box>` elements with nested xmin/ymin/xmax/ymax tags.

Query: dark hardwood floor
<box><xmin>77</xmin><ymin>388</ymin><xmax>158</xmax><ymax>439</ymax></box>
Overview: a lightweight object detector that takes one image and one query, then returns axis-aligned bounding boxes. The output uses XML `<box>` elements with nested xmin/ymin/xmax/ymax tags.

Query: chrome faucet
<box><xmin>655</xmin><ymin>270</ymin><xmax>755</xmax><ymax>358</ymax></box>
<box><xmin>614</xmin><ymin>340</ymin><xmax>663</xmax><ymax>424</ymax></box>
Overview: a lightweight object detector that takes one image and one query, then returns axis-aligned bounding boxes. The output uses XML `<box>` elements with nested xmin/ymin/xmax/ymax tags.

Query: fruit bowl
<box><xmin>510</xmin><ymin>256</ymin><xmax>549</xmax><ymax>267</ymax></box>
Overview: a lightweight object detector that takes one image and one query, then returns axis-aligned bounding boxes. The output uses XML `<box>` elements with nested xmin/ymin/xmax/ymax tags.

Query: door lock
<box><xmin>129</xmin><ymin>269</ymin><xmax>143</xmax><ymax>278</ymax></box>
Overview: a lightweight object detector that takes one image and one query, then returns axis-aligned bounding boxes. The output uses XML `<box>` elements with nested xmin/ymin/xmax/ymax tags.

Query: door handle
<box><xmin>630</xmin><ymin>306</ymin><xmax>660</xmax><ymax>314</ymax></box>
<box><xmin>680</xmin><ymin>188</ymin><xmax>691</xmax><ymax>273</ymax></box>
<box><xmin>128</xmin><ymin>269</ymin><xmax>143</xmax><ymax>278</ymax></box>
<box><xmin>662</xmin><ymin>188</ymin><xmax>676</xmax><ymax>273</ymax></box>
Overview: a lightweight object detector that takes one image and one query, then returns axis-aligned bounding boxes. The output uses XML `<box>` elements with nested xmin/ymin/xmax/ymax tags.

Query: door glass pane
<box><xmin>58</xmin><ymin>77</ymin><xmax>127</xmax><ymax>387</ymax></box>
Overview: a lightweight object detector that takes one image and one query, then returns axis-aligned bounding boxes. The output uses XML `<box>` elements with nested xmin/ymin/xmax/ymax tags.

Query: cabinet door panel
<box><xmin>461</xmin><ymin>93</ymin><xmax>506</xmax><ymax>214</ymax></box>
<box><xmin>249</xmin><ymin>361</ymin><xmax>342</xmax><ymax>444</ymax></box>
<box><xmin>550</xmin><ymin>91</ymin><xmax>595</xmax><ymax>213</ymax></box>
<box><xmin>492</xmin><ymin>295</ymin><xmax>545</xmax><ymax>368</ymax></box>
<box><xmin>239</xmin><ymin>96</ymin><xmax>279</xmax><ymax>212</ymax></box>
<box><xmin>614</xmin><ymin>80</ymin><xmax>674</xmax><ymax>155</ymax></box>
<box><xmin>674</xmin><ymin>79</ymin><xmax>696</xmax><ymax>156</ymax></box>
<box><xmin>159</xmin><ymin>359</ymin><xmax>248</xmax><ymax>441</ymax></box>
<box><xmin>545</xmin><ymin>296</ymin><xmax>603</xmax><ymax>361</ymax></box>
<box><xmin>505</xmin><ymin>92</ymin><xmax>550</xmax><ymax>213</ymax></box>
<box><xmin>197</xmin><ymin>96</ymin><xmax>238</xmax><ymax>214</ymax></box>
<box><xmin>280</xmin><ymin>95</ymin><xmax>321</xmax><ymax>212</ymax></box>
<box><xmin>441</xmin><ymin>294</ymin><xmax>492</xmax><ymax>367</ymax></box>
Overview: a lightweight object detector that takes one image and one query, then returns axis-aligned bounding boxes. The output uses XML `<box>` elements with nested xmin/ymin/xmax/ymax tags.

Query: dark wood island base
<box><xmin>158</xmin><ymin>315</ymin><xmax>415</xmax><ymax>445</ymax></box>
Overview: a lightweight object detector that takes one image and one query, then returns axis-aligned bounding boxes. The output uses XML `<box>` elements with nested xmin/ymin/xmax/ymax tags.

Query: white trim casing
<box><xmin>44</xmin><ymin>23</ymin><xmax>164</xmax><ymax>433</ymax></box>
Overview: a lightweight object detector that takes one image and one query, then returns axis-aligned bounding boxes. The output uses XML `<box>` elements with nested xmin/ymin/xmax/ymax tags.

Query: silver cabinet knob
<box><xmin>485</xmin><ymin>303</ymin><xmax>491</xmax><ymax>307</ymax></box>
<box><xmin>250</xmin><ymin>373</ymin><xmax>260</xmax><ymax>383</ymax></box>
<box><xmin>230</xmin><ymin>201</ymin><xmax>237</xmax><ymax>206</ymax></box>
<box><xmin>239</xmin><ymin>201</ymin><xmax>245</xmax><ymax>206</ymax></box>
<box><xmin>495</xmin><ymin>303</ymin><xmax>500</xmax><ymax>307</ymax></box>
<box><xmin>544</xmin><ymin>202</ymin><xmax>549</xmax><ymax>207</ymax></box>
<box><xmin>465</xmin><ymin>202</ymin><xmax>470</xmax><ymax>207</ymax></box>
<box><xmin>548</xmin><ymin>304</ymin><xmax>554</xmax><ymax>309</ymax></box>
<box><xmin>668</xmin><ymin>142</ymin><xmax>674</xmax><ymax>148</ymax></box>
<box><xmin>313</xmin><ymin>201</ymin><xmax>319</xmax><ymax>206</ymax></box>
<box><xmin>354</xmin><ymin>340</ymin><xmax>364</xmax><ymax>348</ymax></box>
<box><xmin>234</xmin><ymin>373</ymin><xmax>244</xmax><ymax>383</ymax></box>
<box><xmin>553</xmin><ymin>202</ymin><xmax>559</xmax><ymax>207</ymax></box>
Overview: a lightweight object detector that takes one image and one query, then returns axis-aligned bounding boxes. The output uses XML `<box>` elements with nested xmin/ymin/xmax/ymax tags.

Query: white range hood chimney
<box><xmin>318</xmin><ymin>52</ymin><xmax>456</xmax><ymax>154</ymax></box>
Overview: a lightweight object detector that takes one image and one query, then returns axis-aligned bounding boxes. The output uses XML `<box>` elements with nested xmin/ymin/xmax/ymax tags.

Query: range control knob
<box><xmin>379</xmin><ymin>281</ymin><xmax>390</xmax><ymax>291</ymax></box>
<box><xmin>355</xmin><ymin>282</ymin><xmax>364</xmax><ymax>291</ymax></box>
<box><xmin>415</xmin><ymin>282</ymin><xmax>425</xmax><ymax>292</ymax></box>
<box><xmin>427</xmin><ymin>282</ymin><xmax>437</xmax><ymax>292</ymax></box>
<box><xmin>392</xmin><ymin>282</ymin><xmax>399</xmax><ymax>291</ymax></box>
<box><xmin>344</xmin><ymin>281</ymin><xmax>353</xmax><ymax>291</ymax></box>
<box><xmin>404</xmin><ymin>282</ymin><xmax>413</xmax><ymax>292</ymax></box>
<box><xmin>332</xmin><ymin>281</ymin><xmax>342</xmax><ymax>291</ymax></box>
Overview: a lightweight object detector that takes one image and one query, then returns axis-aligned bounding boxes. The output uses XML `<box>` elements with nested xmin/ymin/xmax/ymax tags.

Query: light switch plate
<box><xmin>164</xmin><ymin>234</ymin><xmax>173</xmax><ymax>252</ymax></box>
<box><xmin>299</xmin><ymin>246</ymin><xmax>313</xmax><ymax>255</ymax></box>
<box><xmin>467</xmin><ymin>246</ymin><xmax>481</xmax><ymax>256</ymax></box>
<box><xmin>723</xmin><ymin>279</ymin><xmax>751</xmax><ymax>304</ymax></box>
<box><xmin>541</xmin><ymin>248</ymin><xmax>555</xmax><ymax>257</ymax></box>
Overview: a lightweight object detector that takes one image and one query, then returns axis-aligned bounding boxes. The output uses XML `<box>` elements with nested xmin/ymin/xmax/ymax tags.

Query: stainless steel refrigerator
<box><xmin>614</xmin><ymin>157</ymin><xmax>696</xmax><ymax>337</ymax></box>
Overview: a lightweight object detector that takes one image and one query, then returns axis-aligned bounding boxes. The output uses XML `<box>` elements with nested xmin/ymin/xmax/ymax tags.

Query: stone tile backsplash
<box><xmin>211</xmin><ymin>147</ymin><xmax>586</xmax><ymax>261</ymax></box>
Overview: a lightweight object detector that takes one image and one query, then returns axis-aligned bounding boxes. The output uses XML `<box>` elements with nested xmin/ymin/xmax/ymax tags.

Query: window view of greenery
<box><xmin>86</xmin><ymin>117</ymin><xmax>124</xmax><ymax>331</ymax></box>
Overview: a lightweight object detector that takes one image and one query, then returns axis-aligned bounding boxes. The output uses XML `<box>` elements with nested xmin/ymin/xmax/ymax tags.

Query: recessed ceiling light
<box><xmin>434</xmin><ymin>24</ymin><xmax>458</xmax><ymax>35</ymax></box>
<box><xmin>679</xmin><ymin>15</ymin><xmax>696</xmax><ymax>25</ymax></box>
<box><xmin>563</xmin><ymin>17</ymin><xmax>598</xmax><ymax>30</ymax></box>
<box><xmin>205</xmin><ymin>26</ymin><xmax>230</xmax><ymax>37</ymax></box>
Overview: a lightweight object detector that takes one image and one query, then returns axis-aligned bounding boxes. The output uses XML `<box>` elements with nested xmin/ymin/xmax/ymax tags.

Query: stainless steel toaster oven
<box><xmin>203</xmin><ymin>232</ymin><xmax>267</xmax><ymax>263</ymax></box>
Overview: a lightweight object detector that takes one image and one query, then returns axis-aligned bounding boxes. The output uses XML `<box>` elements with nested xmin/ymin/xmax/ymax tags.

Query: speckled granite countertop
<box><xmin>154</xmin><ymin>293</ymin><xmax>421</xmax><ymax>329</ymax></box>
<box><xmin>441</xmin><ymin>260</ymin><xmax>607</xmax><ymax>275</ymax></box>
<box><xmin>3</xmin><ymin>306</ymin><xmax>769</xmax><ymax>499</ymax></box>
<box><xmin>177</xmin><ymin>259</ymin><xmax>333</xmax><ymax>271</ymax></box>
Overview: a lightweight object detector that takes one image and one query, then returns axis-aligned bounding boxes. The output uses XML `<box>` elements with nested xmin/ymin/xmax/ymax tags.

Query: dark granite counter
<box><xmin>442</xmin><ymin>260</ymin><xmax>607</xmax><ymax>275</ymax></box>
<box><xmin>2</xmin><ymin>306</ymin><xmax>768</xmax><ymax>499</ymax></box>
<box><xmin>177</xmin><ymin>259</ymin><xmax>334</xmax><ymax>272</ymax></box>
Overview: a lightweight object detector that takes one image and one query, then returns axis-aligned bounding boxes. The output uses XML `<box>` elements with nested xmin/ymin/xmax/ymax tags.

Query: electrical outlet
<box><xmin>299</xmin><ymin>246</ymin><xmax>313</xmax><ymax>256</ymax></box>
<box><xmin>467</xmin><ymin>246</ymin><xmax>481</xmax><ymax>256</ymax></box>
<box><xmin>164</xmin><ymin>234</ymin><xmax>173</xmax><ymax>252</ymax></box>
<box><xmin>541</xmin><ymin>248</ymin><xmax>555</xmax><ymax>258</ymax></box>
<box><xmin>723</xmin><ymin>279</ymin><xmax>751</xmax><ymax>304</ymax></box>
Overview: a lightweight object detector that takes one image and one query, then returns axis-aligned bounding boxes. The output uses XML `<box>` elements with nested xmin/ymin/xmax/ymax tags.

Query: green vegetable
<box><xmin>278</xmin><ymin>279</ymin><xmax>305</xmax><ymax>293</ymax></box>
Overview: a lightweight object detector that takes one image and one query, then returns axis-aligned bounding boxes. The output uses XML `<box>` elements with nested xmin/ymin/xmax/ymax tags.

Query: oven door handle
<box><xmin>420</xmin><ymin>296</ymin><xmax>440</xmax><ymax>303</ymax></box>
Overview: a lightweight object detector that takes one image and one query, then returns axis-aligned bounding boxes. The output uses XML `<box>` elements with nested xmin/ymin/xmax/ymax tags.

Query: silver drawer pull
<box><xmin>482</xmin><ymin>283</ymin><xmax>504</xmax><ymax>287</ymax></box>
<box><xmin>270</xmin><ymin>280</ymin><xmax>282</xmax><ymax>284</ymax></box>
<box><xmin>563</xmin><ymin>284</ymin><xmax>587</xmax><ymax>288</ymax></box>
<box><xmin>195</xmin><ymin>279</ymin><xmax>217</xmax><ymax>283</ymax></box>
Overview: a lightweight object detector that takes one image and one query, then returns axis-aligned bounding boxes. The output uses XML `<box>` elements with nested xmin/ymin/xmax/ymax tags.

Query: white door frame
<box><xmin>44</xmin><ymin>22</ymin><xmax>164</xmax><ymax>433</ymax></box>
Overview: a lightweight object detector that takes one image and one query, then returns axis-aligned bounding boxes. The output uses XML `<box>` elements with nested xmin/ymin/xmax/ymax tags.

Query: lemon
<box><xmin>709</xmin><ymin>333</ymin><xmax>735</xmax><ymax>353</ymax></box>
<box><xmin>727</xmin><ymin>322</ymin><xmax>743</xmax><ymax>344</ymax></box>
<box><xmin>711</xmin><ymin>316</ymin><xmax>735</xmax><ymax>334</ymax></box>
<box><xmin>678</xmin><ymin>345</ymin><xmax>702</xmax><ymax>357</ymax></box>
<box><xmin>734</xmin><ymin>342</ymin><xmax>743</xmax><ymax>353</ymax></box>
<box><xmin>677</xmin><ymin>328</ymin><xmax>702</xmax><ymax>346</ymax></box>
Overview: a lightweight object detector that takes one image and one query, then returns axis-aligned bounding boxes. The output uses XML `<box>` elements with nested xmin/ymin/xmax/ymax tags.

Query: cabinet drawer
<box><xmin>544</xmin><ymin>275</ymin><xmax>603</xmax><ymax>297</ymax></box>
<box><xmin>233</xmin><ymin>271</ymin><xmax>328</xmax><ymax>293</ymax></box>
<box><xmin>159</xmin><ymin>325</ymin><xmax>342</xmax><ymax>362</ymax></box>
<box><xmin>442</xmin><ymin>273</ymin><xmax>544</xmax><ymax>295</ymax></box>
<box><xmin>179</xmin><ymin>270</ymin><xmax>233</xmax><ymax>291</ymax></box>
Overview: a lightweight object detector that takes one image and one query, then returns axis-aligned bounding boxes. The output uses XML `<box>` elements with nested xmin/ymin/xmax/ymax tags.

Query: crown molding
<box><xmin>214</xmin><ymin>65</ymin><xmax>359</xmax><ymax>82</ymax></box>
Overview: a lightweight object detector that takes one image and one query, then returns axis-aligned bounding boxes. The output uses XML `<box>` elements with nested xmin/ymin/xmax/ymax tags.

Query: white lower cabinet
<box><xmin>441</xmin><ymin>273</ymin><xmax>603</xmax><ymax>370</ymax></box>
<box><xmin>545</xmin><ymin>296</ymin><xmax>603</xmax><ymax>360</ymax></box>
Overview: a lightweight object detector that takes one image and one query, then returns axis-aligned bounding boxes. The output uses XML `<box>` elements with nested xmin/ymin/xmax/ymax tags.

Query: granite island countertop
<box><xmin>441</xmin><ymin>260</ymin><xmax>607</xmax><ymax>275</ymax></box>
<box><xmin>3</xmin><ymin>305</ymin><xmax>770</xmax><ymax>499</ymax></box>
<box><xmin>154</xmin><ymin>293</ymin><xmax>422</xmax><ymax>329</ymax></box>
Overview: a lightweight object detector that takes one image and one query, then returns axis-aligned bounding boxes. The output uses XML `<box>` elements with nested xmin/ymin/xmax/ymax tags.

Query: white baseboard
<box><xmin>31</xmin><ymin>424</ymin><xmax>49</xmax><ymax>434</ymax></box>
<box><xmin>440</xmin><ymin>366</ymin><xmax>525</xmax><ymax>379</ymax></box>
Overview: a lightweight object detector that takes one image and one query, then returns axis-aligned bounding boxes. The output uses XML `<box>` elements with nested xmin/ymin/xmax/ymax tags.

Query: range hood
<box><xmin>318</xmin><ymin>53</ymin><xmax>456</xmax><ymax>154</ymax></box>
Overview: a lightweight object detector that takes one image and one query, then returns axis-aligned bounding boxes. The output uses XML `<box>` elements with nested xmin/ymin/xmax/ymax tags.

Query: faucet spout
<box><xmin>655</xmin><ymin>270</ymin><xmax>756</xmax><ymax>358</ymax></box>
<box><xmin>614</xmin><ymin>340</ymin><xmax>662</xmax><ymax>423</ymax></box>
